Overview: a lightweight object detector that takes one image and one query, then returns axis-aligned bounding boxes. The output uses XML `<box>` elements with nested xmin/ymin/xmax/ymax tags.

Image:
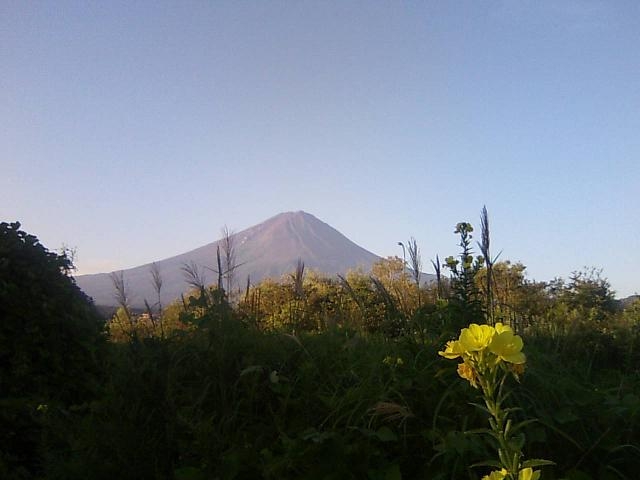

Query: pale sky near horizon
<box><xmin>2</xmin><ymin>1</ymin><xmax>639</xmax><ymax>297</ymax></box>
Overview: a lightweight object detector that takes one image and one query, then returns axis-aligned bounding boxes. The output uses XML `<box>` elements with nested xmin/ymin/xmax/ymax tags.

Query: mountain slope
<box><xmin>75</xmin><ymin>211</ymin><xmax>400</xmax><ymax>308</ymax></box>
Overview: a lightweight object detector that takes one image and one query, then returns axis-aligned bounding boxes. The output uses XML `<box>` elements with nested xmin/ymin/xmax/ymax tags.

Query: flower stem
<box><xmin>480</xmin><ymin>369</ymin><xmax>520</xmax><ymax>479</ymax></box>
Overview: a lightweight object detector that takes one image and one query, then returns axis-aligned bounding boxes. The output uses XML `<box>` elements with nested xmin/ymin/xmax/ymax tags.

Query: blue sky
<box><xmin>2</xmin><ymin>1</ymin><xmax>638</xmax><ymax>297</ymax></box>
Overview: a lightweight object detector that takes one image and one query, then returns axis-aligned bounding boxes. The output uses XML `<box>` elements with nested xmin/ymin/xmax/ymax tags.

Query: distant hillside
<box><xmin>618</xmin><ymin>294</ymin><xmax>640</xmax><ymax>310</ymax></box>
<box><xmin>75</xmin><ymin>211</ymin><xmax>433</xmax><ymax>308</ymax></box>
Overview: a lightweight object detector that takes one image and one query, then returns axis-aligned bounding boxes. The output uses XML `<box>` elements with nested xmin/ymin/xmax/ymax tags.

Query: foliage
<box><xmin>439</xmin><ymin>323</ymin><xmax>552</xmax><ymax>480</ymax></box>
<box><xmin>444</xmin><ymin>222</ymin><xmax>485</xmax><ymax>332</ymax></box>
<box><xmin>51</xmin><ymin>283</ymin><xmax>638</xmax><ymax>480</ymax></box>
<box><xmin>0</xmin><ymin>222</ymin><xmax>104</xmax><ymax>479</ymax></box>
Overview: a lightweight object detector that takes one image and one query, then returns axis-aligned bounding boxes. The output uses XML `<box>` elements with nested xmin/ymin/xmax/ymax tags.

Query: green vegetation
<box><xmin>440</xmin><ymin>323</ymin><xmax>552</xmax><ymax>480</ymax></box>
<box><xmin>0</xmin><ymin>222</ymin><xmax>104</xmax><ymax>479</ymax></box>
<box><xmin>1</xmin><ymin>215</ymin><xmax>638</xmax><ymax>479</ymax></box>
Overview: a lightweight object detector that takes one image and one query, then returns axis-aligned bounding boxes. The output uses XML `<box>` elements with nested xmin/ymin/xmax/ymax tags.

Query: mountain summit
<box><xmin>75</xmin><ymin>211</ymin><xmax>383</xmax><ymax>308</ymax></box>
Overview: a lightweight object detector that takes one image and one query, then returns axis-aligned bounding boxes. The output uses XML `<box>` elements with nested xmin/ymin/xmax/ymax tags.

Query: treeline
<box><xmin>110</xmin><ymin>220</ymin><xmax>637</xmax><ymax>356</ymax></box>
<box><xmin>1</xmin><ymin>218</ymin><xmax>639</xmax><ymax>480</ymax></box>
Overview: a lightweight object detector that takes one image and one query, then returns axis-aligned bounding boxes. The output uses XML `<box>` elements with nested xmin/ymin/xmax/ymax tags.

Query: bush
<box><xmin>0</xmin><ymin>222</ymin><xmax>104</xmax><ymax>478</ymax></box>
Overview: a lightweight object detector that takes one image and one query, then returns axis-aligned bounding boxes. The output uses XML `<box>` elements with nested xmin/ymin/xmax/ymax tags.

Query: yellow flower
<box><xmin>438</xmin><ymin>340</ymin><xmax>465</xmax><ymax>359</ymax></box>
<box><xmin>457</xmin><ymin>361</ymin><xmax>478</xmax><ymax>388</ymax></box>
<box><xmin>459</xmin><ymin>323</ymin><xmax>495</xmax><ymax>352</ymax></box>
<box><xmin>494</xmin><ymin>322</ymin><xmax>513</xmax><ymax>334</ymax></box>
<box><xmin>482</xmin><ymin>469</ymin><xmax>507</xmax><ymax>480</ymax></box>
<box><xmin>489</xmin><ymin>331</ymin><xmax>526</xmax><ymax>364</ymax></box>
<box><xmin>518</xmin><ymin>467</ymin><xmax>540</xmax><ymax>480</ymax></box>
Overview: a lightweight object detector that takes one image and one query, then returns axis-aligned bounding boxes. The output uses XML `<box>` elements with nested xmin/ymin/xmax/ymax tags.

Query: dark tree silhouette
<box><xmin>0</xmin><ymin>222</ymin><xmax>104</xmax><ymax>477</ymax></box>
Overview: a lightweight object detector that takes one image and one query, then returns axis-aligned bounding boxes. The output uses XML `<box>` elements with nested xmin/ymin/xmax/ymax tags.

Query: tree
<box><xmin>552</xmin><ymin>267</ymin><xmax>616</xmax><ymax>325</ymax></box>
<box><xmin>0</xmin><ymin>222</ymin><xmax>105</xmax><ymax>477</ymax></box>
<box><xmin>476</xmin><ymin>261</ymin><xmax>547</xmax><ymax>331</ymax></box>
<box><xmin>566</xmin><ymin>268</ymin><xmax>616</xmax><ymax>314</ymax></box>
<box><xmin>371</xmin><ymin>256</ymin><xmax>412</xmax><ymax>312</ymax></box>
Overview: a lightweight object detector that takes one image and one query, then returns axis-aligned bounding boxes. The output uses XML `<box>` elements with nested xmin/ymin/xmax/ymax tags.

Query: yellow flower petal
<box><xmin>482</xmin><ymin>469</ymin><xmax>508</xmax><ymax>480</ymax></box>
<box><xmin>438</xmin><ymin>340</ymin><xmax>464</xmax><ymax>359</ymax></box>
<box><xmin>494</xmin><ymin>322</ymin><xmax>513</xmax><ymax>334</ymax></box>
<box><xmin>518</xmin><ymin>467</ymin><xmax>540</xmax><ymax>480</ymax></box>
<box><xmin>459</xmin><ymin>324</ymin><xmax>495</xmax><ymax>351</ymax></box>
<box><xmin>489</xmin><ymin>331</ymin><xmax>526</xmax><ymax>364</ymax></box>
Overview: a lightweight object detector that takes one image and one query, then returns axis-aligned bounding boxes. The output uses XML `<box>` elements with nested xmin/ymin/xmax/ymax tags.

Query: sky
<box><xmin>2</xmin><ymin>1</ymin><xmax>639</xmax><ymax>297</ymax></box>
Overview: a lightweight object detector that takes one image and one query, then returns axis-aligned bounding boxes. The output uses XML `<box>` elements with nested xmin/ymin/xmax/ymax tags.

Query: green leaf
<box><xmin>376</xmin><ymin>426</ymin><xmax>398</xmax><ymax>442</ymax></box>
<box><xmin>509</xmin><ymin>418</ymin><xmax>539</xmax><ymax>435</ymax></box>
<box><xmin>502</xmin><ymin>406</ymin><xmax>522</xmax><ymax>415</ymax></box>
<box><xmin>509</xmin><ymin>433</ymin><xmax>525</xmax><ymax>451</ymax></box>
<box><xmin>469</xmin><ymin>401</ymin><xmax>492</xmax><ymax>415</ymax></box>
<box><xmin>498</xmin><ymin>448</ymin><xmax>509</xmax><ymax>466</ymax></box>
<box><xmin>521</xmin><ymin>459</ymin><xmax>556</xmax><ymax>468</ymax></box>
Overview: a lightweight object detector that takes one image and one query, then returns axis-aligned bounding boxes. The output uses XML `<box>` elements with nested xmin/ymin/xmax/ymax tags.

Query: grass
<box><xmin>31</xmin><ymin>311</ymin><xmax>637</xmax><ymax>480</ymax></box>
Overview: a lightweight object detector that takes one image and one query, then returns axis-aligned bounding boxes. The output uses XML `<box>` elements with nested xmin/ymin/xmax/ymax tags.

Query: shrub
<box><xmin>0</xmin><ymin>222</ymin><xmax>104</xmax><ymax>478</ymax></box>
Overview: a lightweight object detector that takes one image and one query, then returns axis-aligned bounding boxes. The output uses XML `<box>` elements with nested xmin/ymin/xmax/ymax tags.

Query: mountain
<box><xmin>617</xmin><ymin>294</ymin><xmax>639</xmax><ymax>309</ymax></box>
<box><xmin>76</xmin><ymin>211</ymin><xmax>425</xmax><ymax>309</ymax></box>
